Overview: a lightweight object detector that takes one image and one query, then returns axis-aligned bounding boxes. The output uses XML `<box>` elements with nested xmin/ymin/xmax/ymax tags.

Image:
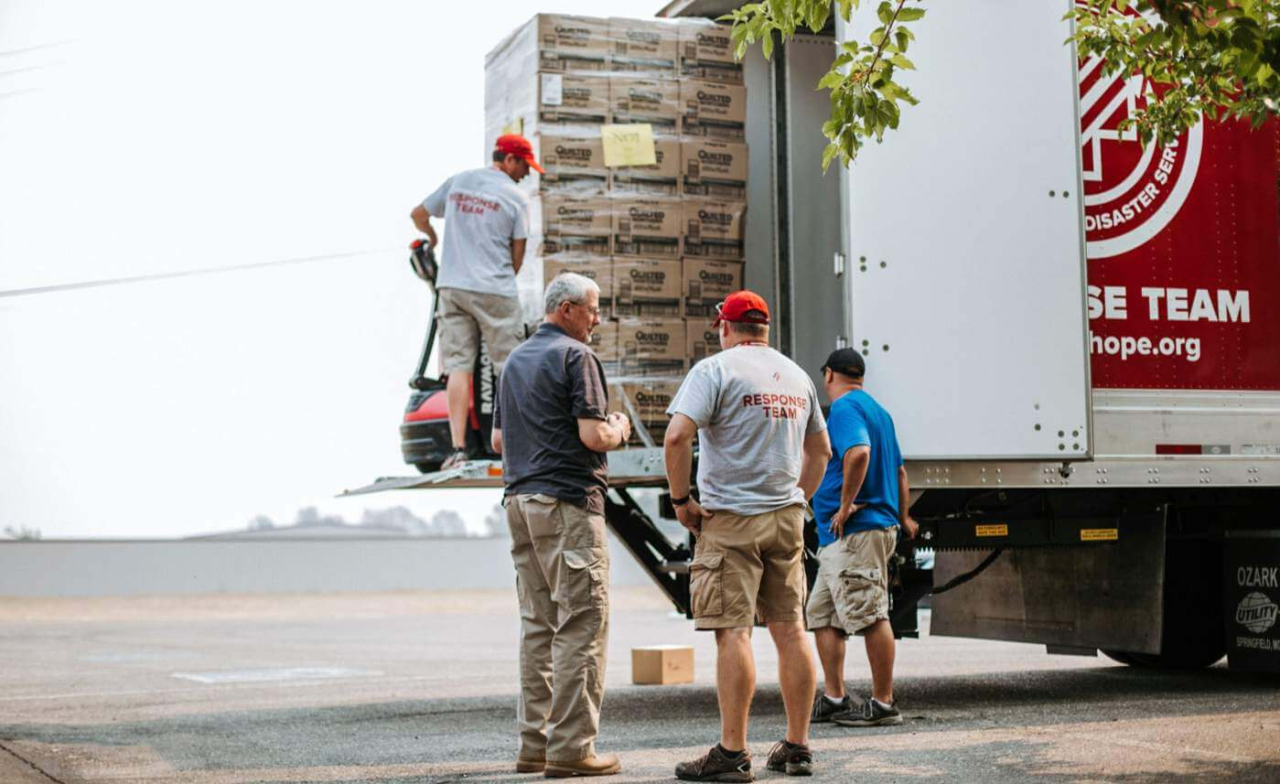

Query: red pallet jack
<box><xmin>399</xmin><ymin>239</ymin><xmax>499</xmax><ymax>473</ymax></box>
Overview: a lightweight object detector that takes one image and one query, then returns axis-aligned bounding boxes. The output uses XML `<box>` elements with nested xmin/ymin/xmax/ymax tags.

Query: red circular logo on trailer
<box><xmin>1078</xmin><ymin>54</ymin><xmax>1203</xmax><ymax>259</ymax></box>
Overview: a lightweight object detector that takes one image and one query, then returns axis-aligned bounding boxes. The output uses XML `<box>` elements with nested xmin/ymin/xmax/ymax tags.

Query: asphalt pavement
<box><xmin>1</xmin><ymin>587</ymin><xmax>1278</xmax><ymax>783</ymax></box>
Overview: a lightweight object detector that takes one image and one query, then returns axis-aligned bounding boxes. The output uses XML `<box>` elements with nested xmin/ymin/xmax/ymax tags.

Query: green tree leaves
<box><xmin>1071</xmin><ymin>0</ymin><xmax>1279</xmax><ymax>145</ymax></box>
<box><xmin>723</xmin><ymin>0</ymin><xmax>926</xmax><ymax>170</ymax></box>
<box><xmin>725</xmin><ymin>0</ymin><xmax>1278</xmax><ymax>168</ymax></box>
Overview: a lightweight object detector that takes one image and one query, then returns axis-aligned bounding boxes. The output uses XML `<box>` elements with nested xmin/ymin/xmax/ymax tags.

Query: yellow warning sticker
<box><xmin>601</xmin><ymin>123</ymin><xmax>657</xmax><ymax>167</ymax></box>
<box><xmin>1080</xmin><ymin>528</ymin><xmax>1119</xmax><ymax>542</ymax></box>
<box><xmin>975</xmin><ymin>524</ymin><xmax>1008</xmax><ymax>537</ymax></box>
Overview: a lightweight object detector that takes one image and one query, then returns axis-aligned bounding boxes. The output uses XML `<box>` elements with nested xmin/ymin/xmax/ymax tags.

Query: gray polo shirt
<box><xmin>494</xmin><ymin>322</ymin><xmax>610</xmax><ymax>514</ymax></box>
<box><xmin>422</xmin><ymin>167</ymin><xmax>530</xmax><ymax>297</ymax></box>
<box><xmin>667</xmin><ymin>344</ymin><xmax>826</xmax><ymax>516</ymax></box>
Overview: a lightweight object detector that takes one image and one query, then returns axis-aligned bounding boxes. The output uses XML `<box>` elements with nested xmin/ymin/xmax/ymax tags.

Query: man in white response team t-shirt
<box><xmin>410</xmin><ymin>134</ymin><xmax>539</xmax><ymax>470</ymax></box>
<box><xmin>664</xmin><ymin>290</ymin><xmax>833</xmax><ymax>781</ymax></box>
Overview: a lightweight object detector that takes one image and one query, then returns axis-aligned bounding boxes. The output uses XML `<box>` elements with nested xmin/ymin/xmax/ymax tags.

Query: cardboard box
<box><xmin>613</xmin><ymin>198</ymin><xmax>682</xmax><ymax>259</ymax></box>
<box><xmin>680</xmin><ymin>80</ymin><xmax>747</xmax><ymax>141</ymax></box>
<box><xmin>536</xmin><ymin>14</ymin><xmax>611</xmax><ymax>73</ymax></box>
<box><xmin>609</xmin><ymin>380</ymin><xmax>681</xmax><ymax>446</ymax></box>
<box><xmin>538</xmin><ymin>135</ymin><xmax>608</xmax><ymax>195</ymax></box>
<box><xmin>613</xmin><ymin>257</ymin><xmax>682</xmax><ymax>317</ymax></box>
<box><xmin>686</xmin><ymin>318</ymin><xmax>722</xmax><ymax>366</ymax></box>
<box><xmin>608</xmin><ymin>18</ymin><xmax>679</xmax><ymax>76</ymax></box>
<box><xmin>538</xmin><ymin>73</ymin><xmax>610</xmax><ymax>127</ymax></box>
<box><xmin>611</xmin><ymin>137</ymin><xmax>680</xmax><ymax>197</ymax></box>
<box><xmin>681</xmin><ymin>139</ymin><xmax>748</xmax><ymax>201</ymax></box>
<box><xmin>679</xmin><ymin>21</ymin><xmax>743</xmax><ymax>84</ymax></box>
<box><xmin>588</xmin><ymin>319</ymin><xmax>618</xmax><ymax>364</ymax></box>
<box><xmin>683</xmin><ymin>201</ymin><xmax>747</xmax><ymax>260</ymax></box>
<box><xmin>544</xmin><ymin>255</ymin><xmax>614</xmax><ymax>304</ymax></box>
<box><xmin>631</xmin><ymin>645</ymin><xmax>694</xmax><ymax>685</ymax></box>
<box><xmin>683</xmin><ymin>258</ymin><xmax>743</xmax><ymax>317</ymax></box>
<box><xmin>535</xmin><ymin>196</ymin><xmax>613</xmax><ymax>256</ymax></box>
<box><xmin>617</xmin><ymin>318</ymin><xmax>686</xmax><ymax>377</ymax></box>
<box><xmin>609</xmin><ymin>76</ymin><xmax>681</xmax><ymax>136</ymax></box>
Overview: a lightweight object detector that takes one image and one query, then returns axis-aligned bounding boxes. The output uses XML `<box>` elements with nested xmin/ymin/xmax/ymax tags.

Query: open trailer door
<box><xmin>839</xmin><ymin>0</ymin><xmax>1091</xmax><ymax>461</ymax></box>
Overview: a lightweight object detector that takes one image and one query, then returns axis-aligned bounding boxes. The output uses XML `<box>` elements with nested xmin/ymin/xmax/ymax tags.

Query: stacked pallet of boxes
<box><xmin>485</xmin><ymin>14</ymin><xmax>748</xmax><ymax>445</ymax></box>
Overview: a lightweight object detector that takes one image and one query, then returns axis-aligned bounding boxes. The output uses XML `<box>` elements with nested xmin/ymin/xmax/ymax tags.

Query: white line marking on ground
<box><xmin>0</xmin><ymin>673</ymin><xmax>456</xmax><ymax>702</ymax></box>
<box><xmin>171</xmin><ymin>667</ymin><xmax>382</xmax><ymax>684</ymax></box>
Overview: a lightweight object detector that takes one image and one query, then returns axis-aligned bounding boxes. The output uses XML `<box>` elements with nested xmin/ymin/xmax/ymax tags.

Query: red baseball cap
<box><xmin>713</xmin><ymin>290</ymin><xmax>771</xmax><ymax>327</ymax></box>
<box><xmin>494</xmin><ymin>134</ymin><xmax>544</xmax><ymax>174</ymax></box>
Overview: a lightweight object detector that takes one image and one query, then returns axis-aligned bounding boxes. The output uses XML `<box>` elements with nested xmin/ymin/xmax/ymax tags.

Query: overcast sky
<box><xmin>0</xmin><ymin>0</ymin><xmax>659</xmax><ymax>538</ymax></box>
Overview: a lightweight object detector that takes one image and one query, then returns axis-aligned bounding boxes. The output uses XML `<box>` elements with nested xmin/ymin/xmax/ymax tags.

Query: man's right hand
<box><xmin>675</xmin><ymin>498</ymin><xmax>714</xmax><ymax>535</ymax></box>
<box><xmin>425</xmin><ymin>225</ymin><xmax>439</xmax><ymax>250</ymax></box>
<box><xmin>607</xmin><ymin>412</ymin><xmax>632</xmax><ymax>445</ymax></box>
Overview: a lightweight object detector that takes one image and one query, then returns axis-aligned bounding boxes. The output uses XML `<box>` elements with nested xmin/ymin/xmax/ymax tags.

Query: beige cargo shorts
<box><xmin>806</xmin><ymin>525</ymin><xmax>898</xmax><ymax>636</ymax></box>
<box><xmin>437</xmin><ymin>287</ymin><xmax>522</xmax><ymax>373</ymax></box>
<box><xmin>689</xmin><ymin>505</ymin><xmax>807</xmax><ymax>629</ymax></box>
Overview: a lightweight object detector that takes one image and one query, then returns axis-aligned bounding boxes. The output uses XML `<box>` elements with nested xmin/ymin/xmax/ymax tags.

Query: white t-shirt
<box><xmin>667</xmin><ymin>344</ymin><xmax>827</xmax><ymax>516</ymax></box>
<box><xmin>422</xmin><ymin>167</ymin><xmax>530</xmax><ymax>297</ymax></box>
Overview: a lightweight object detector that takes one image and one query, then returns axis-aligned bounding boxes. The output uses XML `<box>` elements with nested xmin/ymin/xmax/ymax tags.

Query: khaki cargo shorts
<box><xmin>437</xmin><ymin>287</ymin><xmax>523</xmax><ymax>373</ymax></box>
<box><xmin>689</xmin><ymin>504</ymin><xmax>807</xmax><ymax>629</ymax></box>
<box><xmin>806</xmin><ymin>525</ymin><xmax>898</xmax><ymax>636</ymax></box>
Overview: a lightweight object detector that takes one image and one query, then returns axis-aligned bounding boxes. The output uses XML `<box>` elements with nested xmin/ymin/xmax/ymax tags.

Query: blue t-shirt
<box><xmin>812</xmin><ymin>389</ymin><xmax>903</xmax><ymax>547</ymax></box>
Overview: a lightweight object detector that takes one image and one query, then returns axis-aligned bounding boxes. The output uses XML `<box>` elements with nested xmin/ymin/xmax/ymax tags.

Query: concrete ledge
<box><xmin>0</xmin><ymin>536</ymin><xmax>652</xmax><ymax>597</ymax></box>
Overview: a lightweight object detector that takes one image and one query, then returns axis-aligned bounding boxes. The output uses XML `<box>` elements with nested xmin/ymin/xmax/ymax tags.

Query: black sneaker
<box><xmin>675</xmin><ymin>745</ymin><xmax>754</xmax><ymax>782</ymax></box>
<box><xmin>833</xmin><ymin>698</ymin><xmax>903</xmax><ymax>727</ymax></box>
<box><xmin>766</xmin><ymin>740</ymin><xmax>813</xmax><ymax>776</ymax></box>
<box><xmin>810</xmin><ymin>691</ymin><xmax>854</xmax><ymax>723</ymax></box>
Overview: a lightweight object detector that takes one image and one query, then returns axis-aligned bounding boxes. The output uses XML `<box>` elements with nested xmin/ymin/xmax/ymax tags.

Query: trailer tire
<box><xmin>1102</xmin><ymin>538</ymin><xmax>1226</xmax><ymax>669</ymax></box>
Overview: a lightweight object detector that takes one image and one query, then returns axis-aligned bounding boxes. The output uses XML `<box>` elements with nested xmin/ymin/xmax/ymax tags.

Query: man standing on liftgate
<box><xmin>411</xmin><ymin>134</ymin><xmax>540</xmax><ymax>470</ymax></box>
<box><xmin>806</xmin><ymin>349</ymin><xmax>919</xmax><ymax>729</ymax></box>
<box><xmin>491</xmin><ymin>272</ymin><xmax>633</xmax><ymax>778</ymax></box>
<box><xmin>664</xmin><ymin>290</ymin><xmax>833</xmax><ymax>780</ymax></box>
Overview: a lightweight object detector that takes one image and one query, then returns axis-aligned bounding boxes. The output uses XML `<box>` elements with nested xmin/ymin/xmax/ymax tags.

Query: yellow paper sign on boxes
<box><xmin>601</xmin><ymin>123</ymin><xmax>657</xmax><ymax>167</ymax></box>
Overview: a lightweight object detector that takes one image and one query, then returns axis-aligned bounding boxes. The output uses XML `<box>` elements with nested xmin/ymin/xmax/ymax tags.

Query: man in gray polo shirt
<box><xmin>665</xmin><ymin>290</ymin><xmax>832</xmax><ymax>781</ymax></box>
<box><xmin>491</xmin><ymin>272</ymin><xmax>632</xmax><ymax>778</ymax></box>
<box><xmin>411</xmin><ymin>134</ymin><xmax>539</xmax><ymax>470</ymax></box>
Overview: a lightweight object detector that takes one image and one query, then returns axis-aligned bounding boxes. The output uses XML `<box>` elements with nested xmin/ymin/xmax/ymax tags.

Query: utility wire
<box><xmin>0</xmin><ymin>61</ymin><xmax>64</xmax><ymax>79</ymax></box>
<box><xmin>0</xmin><ymin>41</ymin><xmax>74</xmax><ymax>59</ymax></box>
<box><xmin>0</xmin><ymin>247</ymin><xmax>400</xmax><ymax>299</ymax></box>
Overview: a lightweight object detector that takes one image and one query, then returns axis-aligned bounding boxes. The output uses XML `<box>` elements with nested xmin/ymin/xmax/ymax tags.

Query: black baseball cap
<box><xmin>822</xmin><ymin>348</ymin><xmax>865</xmax><ymax>378</ymax></box>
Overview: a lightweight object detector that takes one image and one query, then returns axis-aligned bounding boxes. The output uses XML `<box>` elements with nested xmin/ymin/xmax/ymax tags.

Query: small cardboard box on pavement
<box><xmin>632</xmin><ymin>645</ymin><xmax>695</xmax><ymax>685</ymax></box>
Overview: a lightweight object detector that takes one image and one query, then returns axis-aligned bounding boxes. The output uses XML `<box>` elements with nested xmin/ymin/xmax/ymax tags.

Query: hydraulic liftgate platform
<box><xmin>342</xmin><ymin>448</ymin><xmax>938</xmax><ymax>637</ymax></box>
<box><xmin>343</xmin><ymin>449</ymin><xmax>697</xmax><ymax>619</ymax></box>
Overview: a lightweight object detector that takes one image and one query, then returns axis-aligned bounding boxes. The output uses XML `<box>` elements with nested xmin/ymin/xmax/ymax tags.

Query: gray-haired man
<box><xmin>491</xmin><ymin>273</ymin><xmax>632</xmax><ymax>777</ymax></box>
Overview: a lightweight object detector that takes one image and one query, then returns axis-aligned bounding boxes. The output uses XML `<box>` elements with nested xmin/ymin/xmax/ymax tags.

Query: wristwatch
<box><xmin>670</xmin><ymin>494</ymin><xmax>691</xmax><ymax>507</ymax></box>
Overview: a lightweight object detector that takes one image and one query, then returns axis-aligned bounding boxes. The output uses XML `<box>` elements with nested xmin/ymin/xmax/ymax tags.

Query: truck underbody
<box><xmin>346</xmin><ymin>445</ymin><xmax>1280</xmax><ymax>670</ymax></box>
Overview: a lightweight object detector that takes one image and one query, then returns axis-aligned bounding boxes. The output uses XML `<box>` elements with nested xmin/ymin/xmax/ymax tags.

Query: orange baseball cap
<box><xmin>494</xmin><ymin>134</ymin><xmax>545</xmax><ymax>174</ymax></box>
<box><xmin>713</xmin><ymin>290</ymin><xmax>771</xmax><ymax>327</ymax></box>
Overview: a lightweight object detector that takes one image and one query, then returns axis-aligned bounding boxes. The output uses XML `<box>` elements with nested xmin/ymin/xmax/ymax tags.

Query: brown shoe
<box><xmin>544</xmin><ymin>753</ymin><xmax>621</xmax><ymax>778</ymax></box>
<box><xmin>517</xmin><ymin>757</ymin><xmax>546</xmax><ymax>773</ymax></box>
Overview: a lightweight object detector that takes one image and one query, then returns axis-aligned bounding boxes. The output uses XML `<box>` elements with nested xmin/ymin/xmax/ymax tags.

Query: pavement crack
<box><xmin>0</xmin><ymin>740</ymin><xmax>66</xmax><ymax>783</ymax></box>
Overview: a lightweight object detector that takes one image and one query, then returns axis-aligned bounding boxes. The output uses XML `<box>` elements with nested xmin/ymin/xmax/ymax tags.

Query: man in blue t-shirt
<box><xmin>806</xmin><ymin>349</ymin><xmax>918</xmax><ymax>729</ymax></box>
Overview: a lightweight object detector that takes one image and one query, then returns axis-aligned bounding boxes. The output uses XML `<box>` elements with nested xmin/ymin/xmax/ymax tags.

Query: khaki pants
<box><xmin>806</xmin><ymin>526</ymin><xmax>898</xmax><ymax>636</ymax></box>
<box><xmin>506</xmin><ymin>493</ymin><xmax>610</xmax><ymax>762</ymax></box>
<box><xmin>437</xmin><ymin>287</ymin><xmax>522</xmax><ymax>373</ymax></box>
<box><xmin>689</xmin><ymin>504</ymin><xmax>807</xmax><ymax>629</ymax></box>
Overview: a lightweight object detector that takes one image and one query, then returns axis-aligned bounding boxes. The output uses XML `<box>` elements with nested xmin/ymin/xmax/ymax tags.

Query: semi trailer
<box><xmin>353</xmin><ymin>0</ymin><xmax>1280</xmax><ymax>672</ymax></box>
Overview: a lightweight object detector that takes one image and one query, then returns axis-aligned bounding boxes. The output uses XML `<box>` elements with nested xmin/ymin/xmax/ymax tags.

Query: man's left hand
<box><xmin>902</xmin><ymin>515</ymin><xmax>919</xmax><ymax>540</ymax></box>
<box><xmin>676</xmin><ymin>498</ymin><xmax>714</xmax><ymax>535</ymax></box>
<box><xmin>830</xmin><ymin>502</ymin><xmax>860</xmax><ymax>539</ymax></box>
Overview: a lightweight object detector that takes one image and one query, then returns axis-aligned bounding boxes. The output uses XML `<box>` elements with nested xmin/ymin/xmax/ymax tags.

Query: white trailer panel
<box><xmin>839</xmin><ymin>0</ymin><xmax>1091</xmax><ymax>460</ymax></box>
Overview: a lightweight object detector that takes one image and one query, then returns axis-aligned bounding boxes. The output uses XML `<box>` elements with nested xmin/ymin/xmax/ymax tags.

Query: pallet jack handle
<box><xmin>408</xmin><ymin>239</ymin><xmax>440</xmax><ymax>391</ymax></box>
